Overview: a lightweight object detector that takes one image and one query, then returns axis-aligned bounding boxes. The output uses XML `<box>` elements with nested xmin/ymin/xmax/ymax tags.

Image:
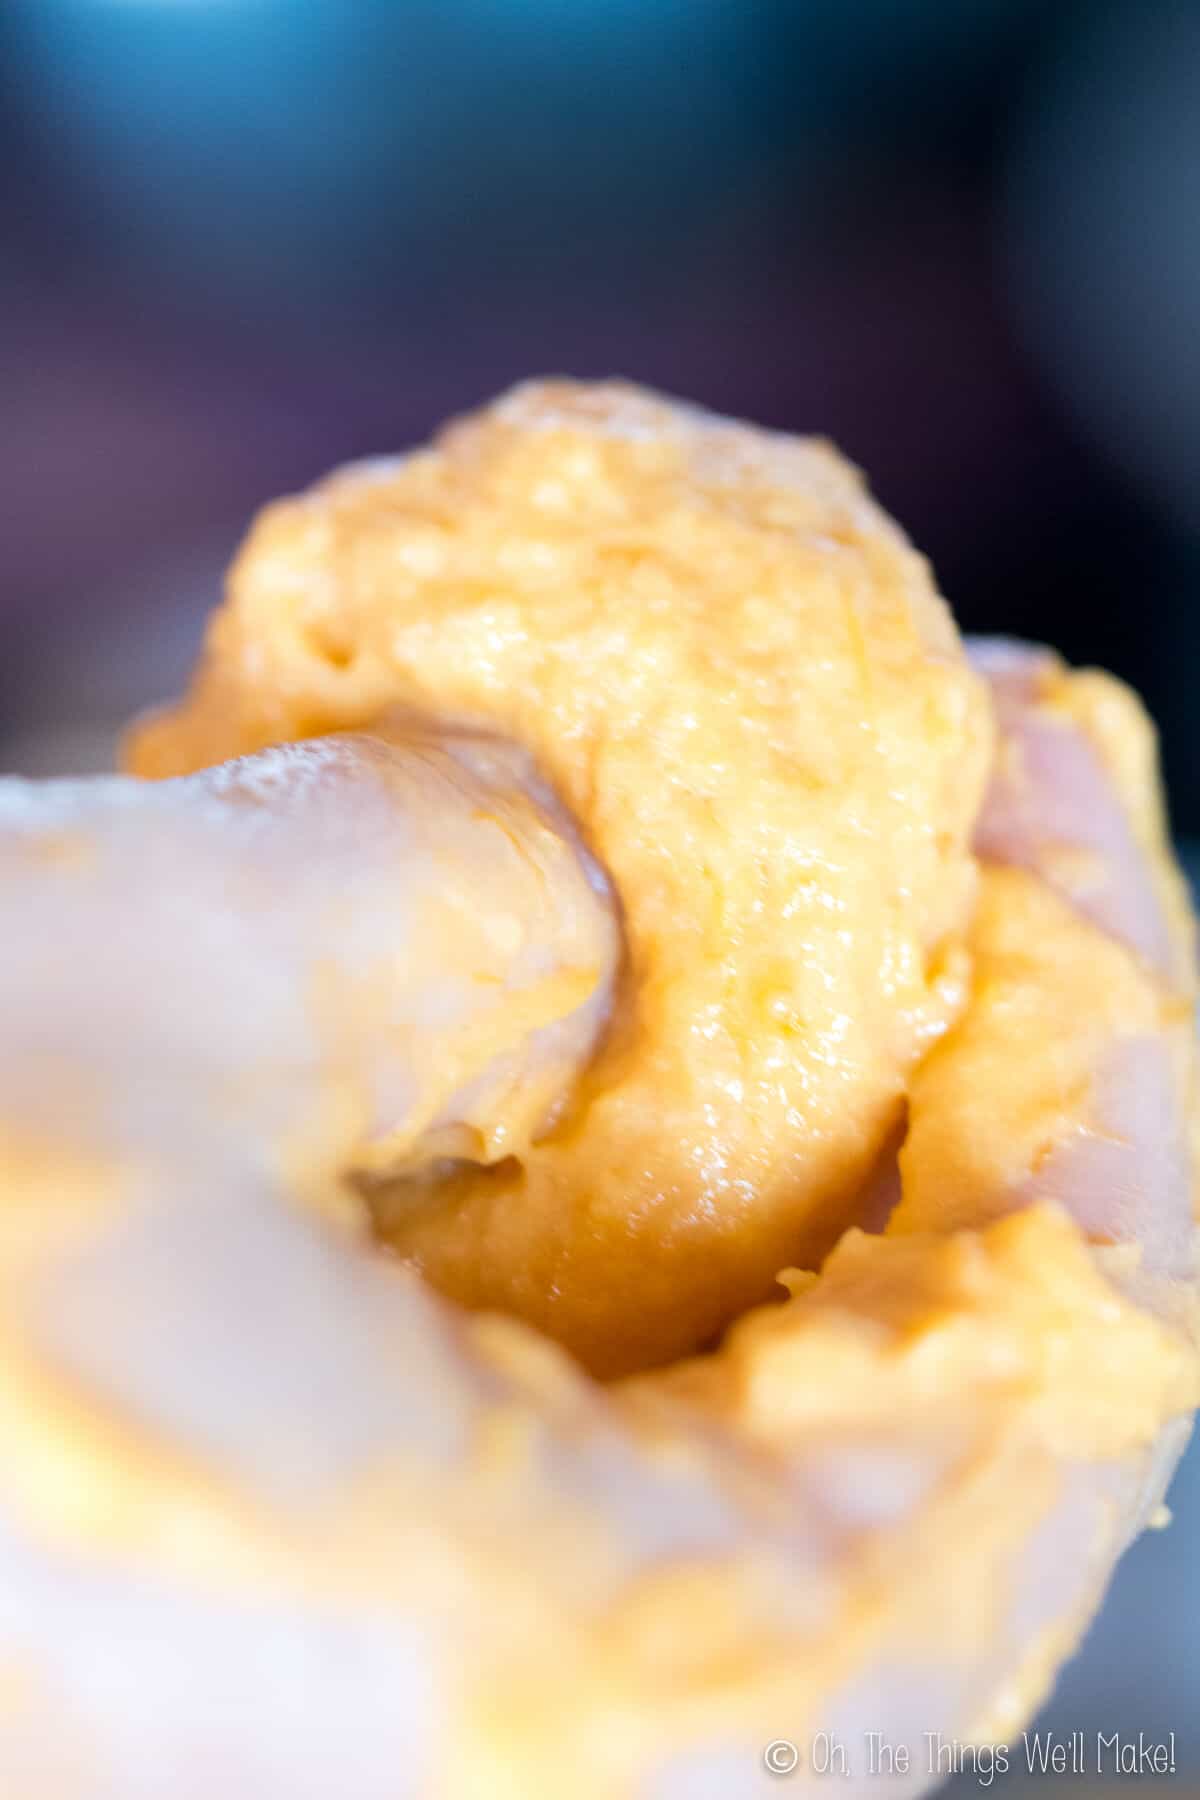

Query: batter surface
<box><xmin>1</xmin><ymin>383</ymin><xmax>1196</xmax><ymax>1797</ymax></box>
<box><xmin>131</xmin><ymin>380</ymin><xmax>992</xmax><ymax>1374</ymax></box>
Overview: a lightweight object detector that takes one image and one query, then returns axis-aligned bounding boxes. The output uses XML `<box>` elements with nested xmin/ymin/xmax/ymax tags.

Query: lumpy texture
<box><xmin>2</xmin><ymin>649</ymin><xmax>1197</xmax><ymax>1799</ymax></box>
<box><xmin>130</xmin><ymin>380</ymin><xmax>992</xmax><ymax>1373</ymax></box>
<box><xmin>3</xmin><ymin>364</ymin><xmax>1198</xmax><ymax>1793</ymax></box>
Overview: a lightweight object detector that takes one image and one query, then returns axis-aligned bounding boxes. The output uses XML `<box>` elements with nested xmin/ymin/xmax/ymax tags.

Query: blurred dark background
<box><xmin>3</xmin><ymin>0</ymin><xmax>1200</xmax><ymax>822</ymax></box>
<box><xmin>2</xmin><ymin>2</ymin><xmax>1199</xmax><ymax>1784</ymax></box>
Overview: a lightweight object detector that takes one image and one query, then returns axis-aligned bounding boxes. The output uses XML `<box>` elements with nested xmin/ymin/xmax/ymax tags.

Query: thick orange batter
<box><xmin>130</xmin><ymin>380</ymin><xmax>992</xmax><ymax>1374</ymax></box>
<box><xmin>2</xmin><ymin>382</ymin><xmax>1197</xmax><ymax>1796</ymax></box>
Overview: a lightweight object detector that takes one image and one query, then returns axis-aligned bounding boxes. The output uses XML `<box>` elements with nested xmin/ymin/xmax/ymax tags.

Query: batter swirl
<box><xmin>0</xmin><ymin>383</ymin><xmax>1195</xmax><ymax>1797</ymax></box>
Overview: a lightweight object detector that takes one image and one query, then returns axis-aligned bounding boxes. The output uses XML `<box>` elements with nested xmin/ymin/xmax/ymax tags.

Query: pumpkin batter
<box><xmin>0</xmin><ymin>383</ymin><xmax>1195</xmax><ymax>1797</ymax></box>
<box><xmin>130</xmin><ymin>380</ymin><xmax>993</xmax><ymax>1375</ymax></box>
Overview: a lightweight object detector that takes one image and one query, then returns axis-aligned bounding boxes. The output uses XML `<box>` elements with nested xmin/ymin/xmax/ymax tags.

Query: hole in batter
<box><xmin>359</xmin><ymin>1154</ymin><xmax>526</xmax><ymax>1240</ymax></box>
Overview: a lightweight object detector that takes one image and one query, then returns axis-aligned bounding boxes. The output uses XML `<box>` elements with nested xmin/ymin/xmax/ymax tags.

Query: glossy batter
<box><xmin>1</xmin><ymin>652</ymin><xmax>1196</xmax><ymax>1800</ymax></box>
<box><xmin>130</xmin><ymin>380</ymin><xmax>993</xmax><ymax>1374</ymax></box>
<box><xmin>1</xmin><ymin>384</ymin><xmax>1196</xmax><ymax>1798</ymax></box>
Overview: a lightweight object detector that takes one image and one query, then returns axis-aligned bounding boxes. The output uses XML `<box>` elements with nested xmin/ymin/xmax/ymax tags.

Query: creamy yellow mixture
<box><xmin>4</xmin><ymin>381</ymin><xmax>1191</xmax><ymax>1795</ymax></box>
<box><xmin>131</xmin><ymin>380</ymin><xmax>993</xmax><ymax>1374</ymax></box>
